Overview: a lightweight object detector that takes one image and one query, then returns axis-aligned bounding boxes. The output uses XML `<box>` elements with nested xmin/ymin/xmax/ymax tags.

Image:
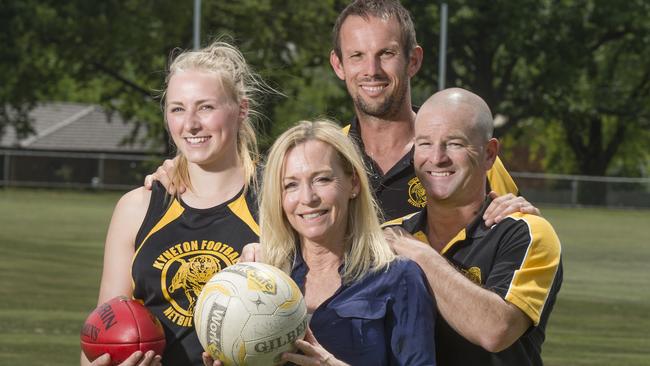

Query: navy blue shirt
<box><xmin>290</xmin><ymin>253</ymin><xmax>437</xmax><ymax>365</ymax></box>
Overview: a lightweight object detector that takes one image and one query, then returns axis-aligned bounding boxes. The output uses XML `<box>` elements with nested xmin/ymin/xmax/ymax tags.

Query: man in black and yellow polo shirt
<box><xmin>342</xmin><ymin>114</ymin><xmax>518</xmax><ymax>221</ymax></box>
<box><xmin>384</xmin><ymin>88</ymin><xmax>562</xmax><ymax>366</ymax></box>
<box><xmin>331</xmin><ymin>0</ymin><xmax>519</xmax><ymax>221</ymax></box>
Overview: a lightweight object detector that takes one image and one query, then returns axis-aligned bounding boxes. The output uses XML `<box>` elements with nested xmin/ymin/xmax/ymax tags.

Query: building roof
<box><xmin>0</xmin><ymin>102</ymin><xmax>164</xmax><ymax>153</ymax></box>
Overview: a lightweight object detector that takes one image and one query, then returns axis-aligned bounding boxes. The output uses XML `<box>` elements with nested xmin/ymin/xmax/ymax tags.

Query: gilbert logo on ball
<box><xmin>80</xmin><ymin>296</ymin><xmax>166</xmax><ymax>365</ymax></box>
<box><xmin>194</xmin><ymin>262</ymin><xmax>308</xmax><ymax>366</ymax></box>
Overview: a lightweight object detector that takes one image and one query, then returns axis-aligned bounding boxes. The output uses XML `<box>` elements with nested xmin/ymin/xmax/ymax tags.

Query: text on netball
<box><xmin>207</xmin><ymin>302</ymin><xmax>227</xmax><ymax>350</ymax></box>
<box><xmin>247</xmin><ymin>270</ymin><xmax>276</xmax><ymax>294</ymax></box>
<box><xmin>253</xmin><ymin>319</ymin><xmax>307</xmax><ymax>353</ymax></box>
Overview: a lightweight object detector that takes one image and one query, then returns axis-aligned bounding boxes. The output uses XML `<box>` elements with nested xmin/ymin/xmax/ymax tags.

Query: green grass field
<box><xmin>0</xmin><ymin>188</ymin><xmax>649</xmax><ymax>365</ymax></box>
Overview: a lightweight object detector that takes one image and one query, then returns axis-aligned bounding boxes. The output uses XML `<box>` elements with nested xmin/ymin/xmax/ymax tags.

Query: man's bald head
<box><xmin>413</xmin><ymin>87</ymin><xmax>499</xmax><ymax>206</ymax></box>
<box><xmin>417</xmin><ymin>87</ymin><xmax>494</xmax><ymax>143</ymax></box>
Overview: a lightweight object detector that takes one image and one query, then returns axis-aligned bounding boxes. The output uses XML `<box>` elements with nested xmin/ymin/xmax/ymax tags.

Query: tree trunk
<box><xmin>563</xmin><ymin>114</ymin><xmax>627</xmax><ymax>205</ymax></box>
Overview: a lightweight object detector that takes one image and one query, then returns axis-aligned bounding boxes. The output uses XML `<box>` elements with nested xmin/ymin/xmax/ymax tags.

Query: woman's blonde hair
<box><xmin>260</xmin><ymin>119</ymin><xmax>395</xmax><ymax>283</ymax></box>
<box><xmin>162</xmin><ymin>40</ymin><xmax>270</xmax><ymax>193</ymax></box>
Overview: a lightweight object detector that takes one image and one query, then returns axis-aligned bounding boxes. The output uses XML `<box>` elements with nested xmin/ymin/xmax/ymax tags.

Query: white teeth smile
<box><xmin>429</xmin><ymin>171</ymin><xmax>452</xmax><ymax>177</ymax></box>
<box><xmin>301</xmin><ymin>212</ymin><xmax>325</xmax><ymax>219</ymax></box>
<box><xmin>361</xmin><ymin>86</ymin><xmax>385</xmax><ymax>92</ymax></box>
<box><xmin>185</xmin><ymin>136</ymin><xmax>210</xmax><ymax>144</ymax></box>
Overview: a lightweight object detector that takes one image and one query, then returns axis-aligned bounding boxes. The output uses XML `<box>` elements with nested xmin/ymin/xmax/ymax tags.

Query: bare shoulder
<box><xmin>109</xmin><ymin>186</ymin><xmax>152</xmax><ymax>233</ymax></box>
<box><xmin>98</xmin><ymin>187</ymin><xmax>152</xmax><ymax>304</ymax></box>
<box><xmin>115</xmin><ymin>186</ymin><xmax>151</xmax><ymax>214</ymax></box>
<box><xmin>102</xmin><ymin>187</ymin><xmax>152</xmax><ymax>261</ymax></box>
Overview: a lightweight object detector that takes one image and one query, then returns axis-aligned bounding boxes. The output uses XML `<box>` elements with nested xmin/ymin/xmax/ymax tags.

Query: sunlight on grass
<box><xmin>0</xmin><ymin>189</ymin><xmax>649</xmax><ymax>365</ymax></box>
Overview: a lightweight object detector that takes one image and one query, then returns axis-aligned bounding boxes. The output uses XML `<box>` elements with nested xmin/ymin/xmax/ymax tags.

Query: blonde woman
<box><xmin>260</xmin><ymin>120</ymin><xmax>436</xmax><ymax>365</ymax></box>
<box><xmin>82</xmin><ymin>41</ymin><xmax>269</xmax><ymax>366</ymax></box>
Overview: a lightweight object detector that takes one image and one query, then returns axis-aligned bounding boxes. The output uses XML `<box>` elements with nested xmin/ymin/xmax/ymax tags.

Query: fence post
<box><xmin>95</xmin><ymin>153</ymin><xmax>106</xmax><ymax>189</ymax></box>
<box><xmin>3</xmin><ymin>151</ymin><xmax>10</xmax><ymax>187</ymax></box>
<box><xmin>571</xmin><ymin>179</ymin><xmax>578</xmax><ymax>206</ymax></box>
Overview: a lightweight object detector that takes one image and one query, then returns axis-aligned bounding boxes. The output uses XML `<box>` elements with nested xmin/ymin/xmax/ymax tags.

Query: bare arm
<box><xmin>97</xmin><ymin>187</ymin><xmax>150</xmax><ymax>302</ymax></box>
<box><xmin>81</xmin><ymin>188</ymin><xmax>158</xmax><ymax>366</ymax></box>
<box><xmin>385</xmin><ymin>228</ymin><xmax>531</xmax><ymax>352</ymax></box>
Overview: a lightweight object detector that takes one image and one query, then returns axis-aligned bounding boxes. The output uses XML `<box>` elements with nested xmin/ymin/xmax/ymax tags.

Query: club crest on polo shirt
<box><xmin>152</xmin><ymin>239</ymin><xmax>240</xmax><ymax>327</ymax></box>
<box><xmin>407</xmin><ymin>177</ymin><xmax>427</xmax><ymax>208</ymax></box>
<box><xmin>461</xmin><ymin>266</ymin><xmax>482</xmax><ymax>285</ymax></box>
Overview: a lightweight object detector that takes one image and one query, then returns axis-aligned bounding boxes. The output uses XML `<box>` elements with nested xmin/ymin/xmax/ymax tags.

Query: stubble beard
<box><xmin>353</xmin><ymin>84</ymin><xmax>407</xmax><ymax>120</ymax></box>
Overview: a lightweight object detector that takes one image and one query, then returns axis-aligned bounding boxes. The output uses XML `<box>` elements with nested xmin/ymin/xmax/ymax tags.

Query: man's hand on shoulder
<box><xmin>483</xmin><ymin>192</ymin><xmax>541</xmax><ymax>227</ymax></box>
<box><xmin>143</xmin><ymin>157</ymin><xmax>185</xmax><ymax>195</ymax></box>
<box><xmin>383</xmin><ymin>226</ymin><xmax>436</xmax><ymax>264</ymax></box>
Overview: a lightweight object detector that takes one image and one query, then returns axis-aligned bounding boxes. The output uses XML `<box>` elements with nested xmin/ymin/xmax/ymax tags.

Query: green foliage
<box><xmin>0</xmin><ymin>0</ymin><xmax>355</xmax><ymax>153</ymax></box>
<box><xmin>405</xmin><ymin>0</ymin><xmax>650</xmax><ymax>177</ymax></box>
<box><xmin>1</xmin><ymin>1</ymin><xmax>649</xmax><ymax>176</ymax></box>
<box><xmin>536</xmin><ymin>0</ymin><xmax>650</xmax><ymax>176</ymax></box>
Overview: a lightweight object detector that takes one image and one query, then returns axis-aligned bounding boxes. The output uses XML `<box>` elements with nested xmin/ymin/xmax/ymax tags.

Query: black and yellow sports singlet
<box><xmin>132</xmin><ymin>182</ymin><xmax>259</xmax><ymax>365</ymax></box>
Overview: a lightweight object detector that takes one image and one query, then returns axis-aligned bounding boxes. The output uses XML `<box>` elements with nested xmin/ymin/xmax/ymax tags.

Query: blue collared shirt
<box><xmin>291</xmin><ymin>253</ymin><xmax>437</xmax><ymax>365</ymax></box>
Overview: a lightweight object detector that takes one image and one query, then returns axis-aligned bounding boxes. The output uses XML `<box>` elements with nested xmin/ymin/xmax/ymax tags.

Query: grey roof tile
<box><xmin>1</xmin><ymin>102</ymin><xmax>164</xmax><ymax>153</ymax></box>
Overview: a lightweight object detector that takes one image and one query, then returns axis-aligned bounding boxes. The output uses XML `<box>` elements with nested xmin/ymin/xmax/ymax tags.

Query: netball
<box><xmin>80</xmin><ymin>296</ymin><xmax>166</xmax><ymax>365</ymax></box>
<box><xmin>194</xmin><ymin>262</ymin><xmax>308</xmax><ymax>366</ymax></box>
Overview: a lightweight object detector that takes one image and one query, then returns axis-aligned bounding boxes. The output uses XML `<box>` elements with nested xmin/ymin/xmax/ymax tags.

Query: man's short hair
<box><xmin>332</xmin><ymin>0</ymin><xmax>418</xmax><ymax>60</ymax></box>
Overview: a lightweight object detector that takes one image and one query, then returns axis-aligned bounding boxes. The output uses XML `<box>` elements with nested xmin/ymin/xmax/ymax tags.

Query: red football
<box><xmin>80</xmin><ymin>296</ymin><xmax>166</xmax><ymax>365</ymax></box>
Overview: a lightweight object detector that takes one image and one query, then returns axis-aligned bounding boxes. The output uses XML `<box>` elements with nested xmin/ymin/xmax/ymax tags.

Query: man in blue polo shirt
<box><xmin>384</xmin><ymin>88</ymin><xmax>563</xmax><ymax>366</ymax></box>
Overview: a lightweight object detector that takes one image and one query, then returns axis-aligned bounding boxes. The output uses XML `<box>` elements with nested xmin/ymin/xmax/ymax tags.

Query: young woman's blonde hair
<box><xmin>260</xmin><ymin>119</ymin><xmax>395</xmax><ymax>283</ymax></box>
<box><xmin>162</xmin><ymin>40</ymin><xmax>271</xmax><ymax>193</ymax></box>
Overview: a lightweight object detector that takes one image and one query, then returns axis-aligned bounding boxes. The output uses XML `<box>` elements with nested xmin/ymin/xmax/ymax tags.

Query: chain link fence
<box><xmin>2</xmin><ymin>149</ymin><xmax>649</xmax><ymax>208</ymax></box>
<box><xmin>512</xmin><ymin>172</ymin><xmax>650</xmax><ymax>208</ymax></box>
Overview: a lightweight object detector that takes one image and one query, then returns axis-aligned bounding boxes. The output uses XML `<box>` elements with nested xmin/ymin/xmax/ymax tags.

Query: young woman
<box><xmin>82</xmin><ymin>41</ymin><xmax>270</xmax><ymax>366</ymax></box>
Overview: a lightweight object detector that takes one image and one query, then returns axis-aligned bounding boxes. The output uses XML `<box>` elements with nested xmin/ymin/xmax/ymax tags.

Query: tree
<box><xmin>2</xmin><ymin>0</ymin><xmax>649</xmax><ymax>185</ymax></box>
<box><xmin>405</xmin><ymin>0</ymin><xmax>650</xmax><ymax>180</ymax></box>
<box><xmin>1</xmin><ymin>0</ymin><xmax>190</xmax><ymax>152</ymax></box>
<box><xmin>0</xmin><ymin>0</ymin><xmax>345</xmax><ymax>153</ymax></box>
<box><xmin>540</xmin><ymin>0</ymin><xmax>650</xmax><ymax>177</ymax></box>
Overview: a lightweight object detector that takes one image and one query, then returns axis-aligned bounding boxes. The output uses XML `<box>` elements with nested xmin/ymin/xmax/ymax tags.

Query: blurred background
<box><xmin>0</xmin><ymin>1</ymin><xmax>648</xmax><ymax>365</ymax></box>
